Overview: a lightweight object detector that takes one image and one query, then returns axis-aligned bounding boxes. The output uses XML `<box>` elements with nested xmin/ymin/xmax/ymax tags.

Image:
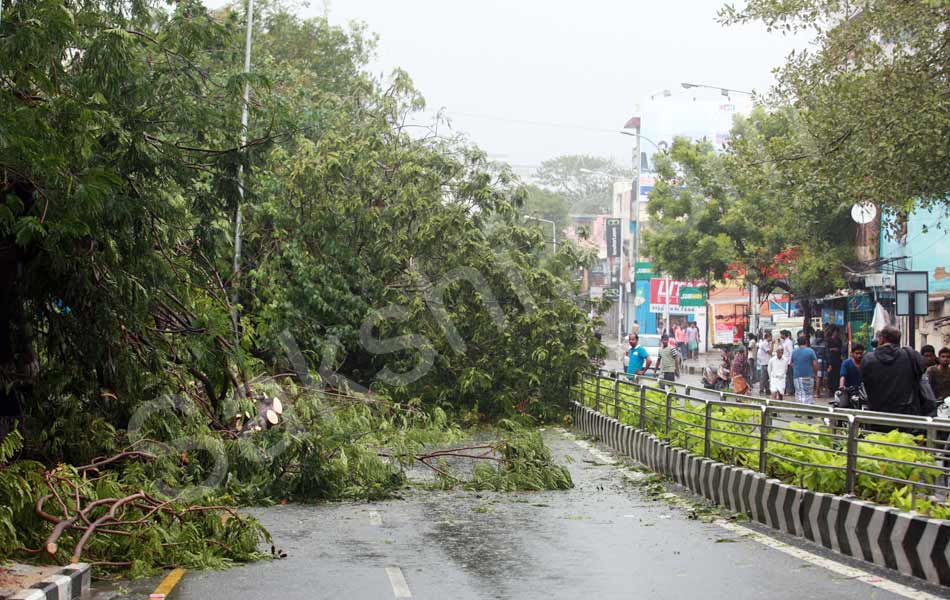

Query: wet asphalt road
<box><xmin>119</xmin><ymin>430</ymin><xmax>944</xmax><ymax>600</ymax></box>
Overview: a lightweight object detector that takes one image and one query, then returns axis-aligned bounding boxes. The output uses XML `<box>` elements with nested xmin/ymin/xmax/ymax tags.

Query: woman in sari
<box><xmin>731</xmin><ymin>346</ymin><xmax>751</xmax><ymax>395</ymax></box>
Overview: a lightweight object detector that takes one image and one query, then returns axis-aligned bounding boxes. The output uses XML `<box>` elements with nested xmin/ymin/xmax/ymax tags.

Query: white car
<box><xmin>622</xmin><ymin>334</ymin><xmax>662</xmax><ymax>369</ymax></box>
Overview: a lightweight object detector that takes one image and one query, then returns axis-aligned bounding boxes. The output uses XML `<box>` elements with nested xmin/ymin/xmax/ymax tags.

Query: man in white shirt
<box><xmin>757</xmin><ymin>333</ymin><xmax>773</xmax><ymax>394</ymax></box>
<box><xmin>768</xmin><ymin>346</ymin><xmax>789</xmax><ymax>400</ymax></box>
<box><xmin>780</xmin><ymin>330</ymin><xmax>795</xmax><ymax>395</ymax></box>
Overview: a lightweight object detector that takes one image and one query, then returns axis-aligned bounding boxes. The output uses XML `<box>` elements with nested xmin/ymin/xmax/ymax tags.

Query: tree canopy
<box><xmin>0</xmin><ymin>0</ymin><xmax>600</xmax><ymax>465</ymax></box>
<box><xmin>721</xmin><ymin>0</ymin><xmax>950</xmax><ymax>216</ymax></box>
<box><xmin>534</xmin><ymin>155</ymin><xmax>630</xmax><ymax>215</ymax></box>
<box><xmin>644</xmin><ymin>108</ymin><xmax>853</xmax><ymax>302</ymax></box>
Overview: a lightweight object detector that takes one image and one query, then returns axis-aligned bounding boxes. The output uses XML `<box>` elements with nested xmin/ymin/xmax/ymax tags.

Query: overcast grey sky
<box><xmin>208</xmin><ymin>0</ymin><xmax>811</xmax><ymax>167</ymax></box>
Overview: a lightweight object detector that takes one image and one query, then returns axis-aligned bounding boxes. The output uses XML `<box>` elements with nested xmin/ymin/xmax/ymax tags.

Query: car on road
<box><xmin>622</xmin><ymin>333</ymin><xmax>662</xmax><ymax>370</ymax></box>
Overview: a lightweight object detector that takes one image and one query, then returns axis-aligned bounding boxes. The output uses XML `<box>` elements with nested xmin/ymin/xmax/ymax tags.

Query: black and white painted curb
<box><xmin>573</xmin><ymin>402</ymin><xmax>950</xmax><ymax>587</ymax></box>
<box><xmin>1</xmin><ymin>563</ymin><xmax>91</xmax><ymax>600</ymax></box>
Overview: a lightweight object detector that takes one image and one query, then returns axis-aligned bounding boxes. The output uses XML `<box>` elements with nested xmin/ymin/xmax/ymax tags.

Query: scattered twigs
<box><xmin>378</xmin><ymin>442</ymin><xmax>508</xmax><ymax>483</ymax></box>
<box><xmin>76</xmin><ymin>451</ymin><xmax>157</xmax><ymax>473</ymax></box>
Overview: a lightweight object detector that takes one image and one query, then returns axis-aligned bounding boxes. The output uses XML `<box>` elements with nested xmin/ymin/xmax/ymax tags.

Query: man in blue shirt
<box><xmin>791</xmin><ymin>335</ymin><xmax>819</xmax><ymax>405</ymax></box>
<box><xmin>626</xmin><ymin>333</ymin><xmax>652</xmax><ymax>379</ymax></box>
<box><xmin>839</xmin><ymin>344</ymin><xmax>864</xmax><ymax>390</ymax></box>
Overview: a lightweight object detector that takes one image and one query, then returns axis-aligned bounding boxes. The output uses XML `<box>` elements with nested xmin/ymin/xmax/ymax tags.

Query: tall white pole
<box><xmin>617</xmin><ymin>182</ymin><xmax>625</xmax><ymax>348</ymax></box>
<box><xmin>633</xmin><ymin>130</ymin><xmax>641</xmax><ymax>332</ymax></box>
<box><xmin>664</xmin><ymin>274</ymin><xmax>671</xmax><ymax>336</ymax></box>
<box><xmin>231</xmin><ymin>0</ymin><xmax>254</xmax><ymax>334</ymax></box>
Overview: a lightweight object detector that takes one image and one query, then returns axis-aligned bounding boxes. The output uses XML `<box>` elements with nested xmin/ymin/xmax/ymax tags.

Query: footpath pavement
<box><xmin>89</xmin><ymin>430</ymin><xmax>946</xmax><ymax>600</ymax></box>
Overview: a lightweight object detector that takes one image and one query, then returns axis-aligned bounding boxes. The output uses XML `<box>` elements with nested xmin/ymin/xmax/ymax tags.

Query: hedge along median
<box><xmin>571</xmin><ymin>400</ymin><xmax>950</xmax><ymax>586</ymax></box>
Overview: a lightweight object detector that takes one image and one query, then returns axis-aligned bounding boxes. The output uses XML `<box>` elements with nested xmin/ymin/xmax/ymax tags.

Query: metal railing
<box><xmin>575</xmin><ymin>370</ymin><xmax>950</xmax><ymax>511</ymax></box>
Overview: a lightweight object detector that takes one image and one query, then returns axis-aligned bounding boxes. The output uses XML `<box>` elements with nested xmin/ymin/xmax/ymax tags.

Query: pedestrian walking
<box><xmin>747</xmin><ymin>334</ymin><xmax>758</xmax><ymax>386</ymax></box>
<box><xmin>686</xmin><ymin>322</ymin><xmax>701</xmax><ymax>360</ymax></box>
<box><xmin>826</xmin><ymin>328</ymin><xmax>844</xmax><ymax>396</ymax></box>
<box><xmin>812</xmin><ymin>331</ymin><xmax>827</xmax><ymax>398</ymax></box>
<box><xmin>656</xmin><ymin>334</ymin><xmax>680</xmax><ymax>383</ymax></box>
<box><xmin>674</xmin><ymin>325</ymin><xmax>688</xmax><ymax>362</ymax></box>
<box><xmin>859</xmin><ymin>326</ymin><xmax>926</xmax><ymax>416</ymax></box>
<box><xmin>921</xmin><ymin>345</ymin><xmax>938</xmax><ymax>369</ymax></box>
<box><xmin>757</xmin><ymin>333</ymin><xmax>772</xmax><ymax>394</ymax></box>
<box><xmin>731</xmin><ymin>346</ymin><xmax>751</xmax><ymax>395</ymax></box>
<box><xmin>768</xmin><ymin>346</ymin><xmax>788</xmax><ymax>400</ymax></box>
<box><xmin>780</xmin><ymin>330</ymin><xmax>795</xmax><ymax>395</ymax></box>
<box><xmin>925</xmin><ymin>347</ymin><xmax>950</xmax><ymax>402</ymax></box>
<box><xmin>791</xmin><ymin>334</ymin><xmax>818</xmax><ymax>405</ymax></box>
<box><xmin>626</xmin><ymin>333</ymin><xmax>652</xmax><ymax>379</ymax></box>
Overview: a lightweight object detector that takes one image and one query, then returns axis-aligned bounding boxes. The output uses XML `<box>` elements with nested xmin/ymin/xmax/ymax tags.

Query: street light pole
<box><xmin>618</xmin><ymin>173</ymin><xmax>625</xmax><ymax>347</ymax></box>
<box><xmin>231</xmin><ymin>0</ymin><xmax>255</xmax><ymax>345</ymax></box>
<box><xmin>621</xmin><ymin>118</ymin><xmax>643</xmax><ymax>345</ymax></box>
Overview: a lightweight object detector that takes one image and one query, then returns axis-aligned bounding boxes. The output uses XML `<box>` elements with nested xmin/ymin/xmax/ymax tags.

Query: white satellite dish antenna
<box><xmin>851</xmin><ymin>202</ymin><xmax>877</xmax><ymax>225</ymax></box>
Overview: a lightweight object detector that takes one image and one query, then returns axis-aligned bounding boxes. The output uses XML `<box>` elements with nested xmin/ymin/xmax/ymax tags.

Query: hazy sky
<box><xmin>207</xmin><ymin>0</ymin><xmax>811</xmax><ymax>167</ymax></box>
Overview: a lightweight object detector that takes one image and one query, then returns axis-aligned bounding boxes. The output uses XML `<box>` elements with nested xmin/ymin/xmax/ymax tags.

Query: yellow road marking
<box><xmin>151</xmin><ymin>568</ymin><xmax>186</xmax><ymax>597</ymax></box>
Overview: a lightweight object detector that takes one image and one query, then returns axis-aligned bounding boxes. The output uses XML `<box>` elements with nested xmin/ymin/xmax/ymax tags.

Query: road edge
<box><xmin>0</xmin><ymin>563</ymin><xmax>90</xmax><ymax>600</ymax></box>
<box><xmin>572</xmin><ymin>401</ymin><xmax>950</xmax><ymax>588</ymax></box>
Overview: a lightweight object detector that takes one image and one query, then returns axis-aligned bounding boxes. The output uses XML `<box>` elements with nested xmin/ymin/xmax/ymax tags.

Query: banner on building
<box><xmin>605</xmin><ymin>219</ymin><xmax>621</xmax><ymax>258</ymax></box>
<box><xmin>715</xmin><ymin>322</ymin><xmax>735</xmax><ymax>345</ymax></box>
<box><xmin>635</xmin><ymin>262</ymin><xmax>655</xmax><ymax>277</ymax></box>
<box><xmin>821</xmin><ymin>308</ymin><xmax>845</xmax><ymax>326</ymax></box>
<box><xmin>679</xmin><ymin>286</ymin><xmax>707</xmax><ymax>307</ymax></box>
<box><xmin>648</xmin><ymin>278</ymin><xmax>706</xmax><ymax>314</ymax></box>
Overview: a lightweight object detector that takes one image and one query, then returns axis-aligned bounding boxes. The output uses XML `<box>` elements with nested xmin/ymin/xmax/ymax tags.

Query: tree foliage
<box><xmin>0</xmin><ymin>0</ymin><xmax>599</xmax><ymax>471</ymax></box>
<box><xmin>644</xmin><ymin>108</ymin><xmax>853</xmax><ymax>301</ymax></box>
<box><xmin>521</xmin><ymin>185</ymin><xmax>570</xmax><ymax>235</ymax></box>
<box><xmin>534</xmin><ymin>155</ymin><xmax>630</xmax><ymax>214</ymax></box>
<box><xmin>0</xmin><ymin>1</ymin><xmax>592</xmax><ymax>573</ymax></box>
<box><xmin>721</xmin><ymin>0</ymin><xmax>950</xmax><ymax>215</ymax></box>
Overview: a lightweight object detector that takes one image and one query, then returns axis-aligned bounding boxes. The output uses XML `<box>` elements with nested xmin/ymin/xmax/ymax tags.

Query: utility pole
<box><xmin>632</xmin><ymin>126</ymin><xmax>641</xmax><ymax>335</ymax></box>
<box><xmin>617</xmin><ymin>169</ymin><xmax>626</xmax><ymax>348</ymax></box>
<box><xmin>620</xmin><ymin>118</ymin><xmax>643</xmax><ymax>344</ymax></box>
<box><xmin>525</xmin><ymin>216</ymin><xmax>557</xmax><ymax>253</ymax></box>
<box><xmin>231</xmin><ymin>0</ymin><xmax>255</xmax><ymax>343</ymax></box>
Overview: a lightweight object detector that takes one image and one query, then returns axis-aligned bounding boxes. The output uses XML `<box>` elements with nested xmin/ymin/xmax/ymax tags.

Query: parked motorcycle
<box><xmin>832</xmin><ymin>385</ymin><xmax>869</xmax><ymax>411</ymax></box>
<box><xmin>702</xmin><ymin>364</ymin><xmax>731</xmax><ymax>391</ymax></box>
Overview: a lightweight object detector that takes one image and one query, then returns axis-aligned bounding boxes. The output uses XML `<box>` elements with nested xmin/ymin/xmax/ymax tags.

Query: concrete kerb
<box><xmin>1</xmin><ymin>564</ymin><xmax>91</xmax><ymax>600</ymax></box>
<box><xmin>570</xmin><ymin>401</ymin><xmax>950</xmax><ymax>587</ymax></box>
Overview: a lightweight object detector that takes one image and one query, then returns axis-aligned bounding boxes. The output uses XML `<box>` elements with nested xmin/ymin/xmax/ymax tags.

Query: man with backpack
<box><xmin>860</xmin><ymin>326</ymin><xmax>930</xmax><ymax>416</ymax></box>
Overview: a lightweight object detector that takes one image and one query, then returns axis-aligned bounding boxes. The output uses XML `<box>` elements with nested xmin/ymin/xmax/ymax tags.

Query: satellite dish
<box><xmin>851</xmin><ymin>202</ymin><xmax>877</xmax><ymax>225</ymax></box>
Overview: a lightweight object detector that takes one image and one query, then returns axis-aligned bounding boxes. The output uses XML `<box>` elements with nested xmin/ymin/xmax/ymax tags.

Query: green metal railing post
<box><xmin>594</xmin><ymin>375</ymin><xmax>602</xmax><ymax>413</ymax></box>
<box><xmin>845</xmin><ymin>416</ymin><xmax>858</xmax><ymax>495</ymax></box>
<box><xmin>758</xmin><ymin>406</ymin><xmax>769</xmax><ymax>473</ymax></box>
<box><xmin>613</xmin><ymin>379</ymin><xmax>621</xmax><ymax>420</ymax></box>
<box><xmin>703</xmin><ymin>401</ymin><xmax>712</xmax><ymax>458</ymax></box>
<box><xmin>578</xmin><ymin>372</ymin><xmax>585</xmax><ymax>406</ymax></box>
<box><xmin>664</xmin><ymin>392</ymin><xmax>673</xmax><ymax>435</ymax></box>
<box><xmin>639</xmin><ymin>386</ymin><xmax>647</xmax><ymax>430</ymax></box>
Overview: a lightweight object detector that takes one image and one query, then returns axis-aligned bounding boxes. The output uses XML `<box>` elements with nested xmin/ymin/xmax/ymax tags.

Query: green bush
<box><xmin>580</xmin><ymin>376</ymin><xmax>950</xmax><ymax>518</ymax></box>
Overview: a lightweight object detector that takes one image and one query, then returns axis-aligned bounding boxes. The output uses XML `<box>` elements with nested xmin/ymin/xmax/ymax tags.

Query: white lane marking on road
<box><xmin>561</xmin><ymin>428</ymin><xmax>941</xmax><ymax>600</ymax></box>
<box><xmin>385</xmin><ymin>566</ymin><xmax>413</xmax><ymax>599</ymax></box>
<box><xmin>715</xmin><ymin>520</ymin><xmax>942</xmax><ymax>600</ymax></box>
<box><xmin>368</xmin><ymin>510</ymin><xmax>382</xmax><ymax>525</ymax></box>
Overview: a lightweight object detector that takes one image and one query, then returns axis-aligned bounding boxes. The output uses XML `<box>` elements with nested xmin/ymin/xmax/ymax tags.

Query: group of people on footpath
<box><xmin>625</xmin><ymin>322</ymin><xmax>702</xmax><ymax>381</ymax></box>
<box><xmin>623</xmin><ymin>321</ymin><xmax>950</xmax><ymax>418</ymax></box>
<box><xmin>748</xmin><ymin>325</ymin><xmax>950</xmax><ymax>417</ymax></box>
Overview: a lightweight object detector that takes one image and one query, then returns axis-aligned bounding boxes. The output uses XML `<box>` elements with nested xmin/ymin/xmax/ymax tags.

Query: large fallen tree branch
<box><xmin>28</xmin><ymin>460</ymin><xmax>262</xmax><ymax>565</ymax></box>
